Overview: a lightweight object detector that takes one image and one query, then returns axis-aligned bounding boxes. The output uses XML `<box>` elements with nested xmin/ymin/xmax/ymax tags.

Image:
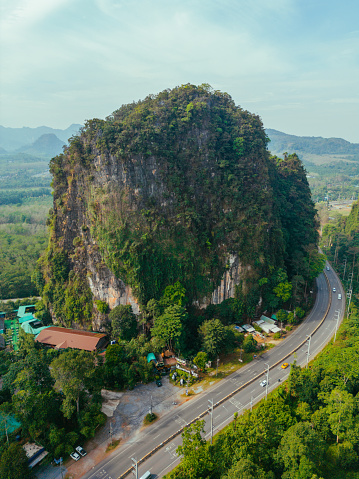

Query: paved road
<box><xmin>82</xmin><ymin>264</ymin><xmax>344</xmax><ymax>479</ymax></box>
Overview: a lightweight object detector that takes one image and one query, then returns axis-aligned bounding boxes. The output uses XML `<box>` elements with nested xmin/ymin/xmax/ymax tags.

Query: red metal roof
<box><xmin>35</xmin><ymin>326</ymin><xmax>107</xmax><ymax>351</ymax></box>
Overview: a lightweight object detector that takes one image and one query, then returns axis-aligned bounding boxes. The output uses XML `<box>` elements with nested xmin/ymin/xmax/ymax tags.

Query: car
<box><xmin>260</xmin><ymin>380</ymin><xmax>267</xmax><ymax>387</ymax></box>
<box><xmin>326</xmin><ymin>266</ymin><xmax>330</xmax><ymax>271</ymax></box>
<box><xmin>338</xmin><ymin>294</ymin><xmax>342</xmax><ymax>300</ymax></box>
<box><xmin>70</xmin><ymin>451</ymin><xmax>81</xmax><ymax>461</ymax></box>
<box><xmin>75</xmin><ymin>446</ymin><xmax>87</xmax><ymax>457</ymax></box>
<box><xmin>281</xmin><ymin>362</ymin><xmax>289</xmax><ymax>369</ymax></box>
<box><xmin>156</xmin><ymin>379</ymin><xmax>162</xmax><ymax>387</ymax></box>
<box><xmin>333</xmin><ymin>287</ymin><xmax>336</xmax><ymax>292</ymax></box>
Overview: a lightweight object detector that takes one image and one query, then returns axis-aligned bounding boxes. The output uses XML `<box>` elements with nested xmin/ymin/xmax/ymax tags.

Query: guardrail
<box><xmin>117</xmin><ymin>272</ymin><xmax>333</xmax><ymax>479</ymax></box>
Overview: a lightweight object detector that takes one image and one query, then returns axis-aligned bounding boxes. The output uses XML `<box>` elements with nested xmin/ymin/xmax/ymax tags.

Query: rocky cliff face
<box><xmin>38</xmin><ymin>84</ymin><xmax>317</xmax><ymax>329</ymax></box>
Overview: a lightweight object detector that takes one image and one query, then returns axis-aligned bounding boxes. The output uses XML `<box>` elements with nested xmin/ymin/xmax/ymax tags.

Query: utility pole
<box><xmin>334</xmin><ymin>310</ymin><xmax>340</xmax><ymax>343</ymax></box>
<box><xmin>264</xmin><ymin>363</ymin><xmax>269</xmax><ymax>400</ymax></box>
<box><xmin>347</xmin><ymin>271</ymin><xmax>354</xmax><ymax>316</ymax></box>
<box><xmin>59</xmin><ymin>457</ymin><xmax>64</xmax><ymax>479</ymax></box>
<box><xmin>132</xmin><ymin>457</ymin><xmax>138</xmax><ymax>479</ymax></box>
<box><xmin>208</xmin><ymin>399</ymin><xmax>214</xmax><ymax>444</ymax></box>
<box><xmin>149</xmin><ymin>395</ymin><xmax>152</xmax><ymax>416</ymax></box>
<box><xmin>109</xmin><ymin>421</ymin><xmax>113</xmax><ymax>445</ymax></box>
<box><xmin>306</xmin><ymin>335</ymin><xmax>311</xmax><ymax>368</ymax></box>
<box><xmin>250</xmin><ymin>396</ymin><xmax>253</xmax><ymax>412</ymax></box>
<box><xmin>216</xmin><ymin>357</ymin><xmax>219</xmax><ymax>377</ymax></box>
<box><xmin>343</xmin><ymin>257</ymin><xmax>347</xmax><ymax>281</ymax></box>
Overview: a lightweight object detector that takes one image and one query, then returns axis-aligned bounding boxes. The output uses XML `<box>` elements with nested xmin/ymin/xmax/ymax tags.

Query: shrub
<box><xmin>95</xmin><ymin>300</ymin><xmax>109</xmax><ymax>314</ymax></box>
<box><xmin>144</xmin><ymin>413</ymin><xmax>158</xmax><ymax>425</ymax></box>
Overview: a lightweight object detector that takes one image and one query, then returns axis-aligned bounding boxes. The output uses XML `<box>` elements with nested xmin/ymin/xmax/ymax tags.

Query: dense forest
<box><xmin>0</xmin><ymin>197</ymin><xmax>51</xmax><ymax>299</ymax></box>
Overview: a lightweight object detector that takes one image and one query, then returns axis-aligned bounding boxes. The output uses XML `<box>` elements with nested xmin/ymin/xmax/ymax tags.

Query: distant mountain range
<box><xmin>1</xmin><ymin>124</ymin><xmax>358</xmax><ymax>162</ymax></box>
<box><xmin>14</xmin><ymin>133</ymin><xmax>66</xmax><ymax>158</ymax></box>
<box><xmin>266</xmin><ymin>129</ymin><xmax>359</xmax><ymax>157</ymax></box>
<box><xmin>0</xmin><ymin>124</ymin><xmax>82</xmax><ymax>152</ymax></box>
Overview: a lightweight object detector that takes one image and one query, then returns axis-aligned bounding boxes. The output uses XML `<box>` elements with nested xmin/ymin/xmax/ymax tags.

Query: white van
<box><xmin>338</xmin><ymin>294</ymin><xmax>342</xmax><ymax>300</ymax></box>
<box><xmin>139</xmin><ymin>472</ymin><xmax>151</xmax><ymax>479</ymax></box>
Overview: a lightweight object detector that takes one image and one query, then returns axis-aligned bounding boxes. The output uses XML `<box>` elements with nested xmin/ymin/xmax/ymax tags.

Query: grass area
<box><xmin>106</xmin><ymin>439</ymin><xmax>121</xmax><ymax>452</ymax></box>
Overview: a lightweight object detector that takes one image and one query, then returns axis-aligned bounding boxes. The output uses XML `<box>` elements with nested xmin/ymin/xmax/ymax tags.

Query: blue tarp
<box><xmin>147</xmin><ymin>353</ymin><xmax>156</xmax><ymax>363</ymax></box>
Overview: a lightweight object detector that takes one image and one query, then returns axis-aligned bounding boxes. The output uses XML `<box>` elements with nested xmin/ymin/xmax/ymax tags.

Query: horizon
<box><xmin>1</xmin><ymin>1</ymin><xmax>358</xmax><ymax>143</ymax></box>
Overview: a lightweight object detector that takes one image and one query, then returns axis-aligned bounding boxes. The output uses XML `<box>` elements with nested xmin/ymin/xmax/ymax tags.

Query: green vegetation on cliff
<box><xmin>37</xmin><ymin>84</ymin><xmax>319</xmax><ymax>327</ymax></box>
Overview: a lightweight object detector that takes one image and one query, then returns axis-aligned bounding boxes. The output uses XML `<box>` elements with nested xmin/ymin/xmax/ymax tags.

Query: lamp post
<box><xmin>216</xmin><ymin>357</ymin><xmax>219</xmax><ymax>377</ymax></box>
<box><xmin>132</xmin><ymin>457</ymin><xmax>138</xmax><ymax>479</ymax></box>
<box><xmin>306</xmin><ymin>335</ymin><xmax>311</xmax><ymax>368</ymax></box>
<box><xmin>334</xmin><ymin>310</ymin><xmax>340</xmax><ymax>343</ymax></box>
<box><xmin>208</xmin><ymin>399</ymin><xmax>214</xmax><ymax>444</ymax></box>
<box><xmin>264</xmin><ymin>363</ymin><xmax>269</xmax><ymax>400</ymax></box>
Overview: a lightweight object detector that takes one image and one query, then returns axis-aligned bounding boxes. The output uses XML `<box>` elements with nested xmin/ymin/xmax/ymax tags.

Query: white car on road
<box><xmin>260</xmin><ymin>380</ymin><xmax>267</xmax><ymax>387</ymax></box>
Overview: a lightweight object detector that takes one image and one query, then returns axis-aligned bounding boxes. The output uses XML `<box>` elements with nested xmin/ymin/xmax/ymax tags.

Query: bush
<box><xmin>144</xmin><ymin>413</ymin><xmax>158</xmax><ymax>425</ymax></box>
<box><xmin>243</xmin><ymin>334</ymin><xmax>257</xmax><ymax>353</ymax></box>
<box><xmin>285</xmin><ymin>325</ymin><xmax>293</xmax><ymax>331</ymax></box>
<box><xmin>273</xmin><ymin>332</ymin><xmax>281</xmax><ymax>340</ymax></box>
<box><xmin>95</xmin><ymin>300</ymin><xmax>109</xmax><ymax>314</ymax></box>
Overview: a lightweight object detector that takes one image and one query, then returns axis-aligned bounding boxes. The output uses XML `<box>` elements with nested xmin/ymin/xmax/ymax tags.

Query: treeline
<box><xmin>0</xmin><ymin>188</ymin><xmax>51</xmax><ymax>206</ymax></box>
<box><xmin>321</xmin><ymin>197</ymin><xmax>359</xmax><ymax>295</ymax></box>
<box><xmin>0</xmin><ymin>197</ymin><xmax>50</xmax><ymax>299</ymax></box>
<box><xmin>165</xmin><ymin>306</ymin><xmax>359</xmax><ymax>479</ymax></box>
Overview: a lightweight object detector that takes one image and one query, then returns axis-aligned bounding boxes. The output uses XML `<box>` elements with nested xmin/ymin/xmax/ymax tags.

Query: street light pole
<box><xmin>216</xmin><ymin>357</ymin><xmax>219</xmax><ymax>376</ymax></box>
<box><xmin>334</xmin><ymin>310</ymin><xmax>340</xmax><ymax>342</ymax></box>
<box><xmin>264</xmin><ymin>363</ymin><xmax>269</xmax><ymax>400</ymax></box>
<box><xmin>208</xmin><ymin>399</ymin><xmax>214</xmax><ymax>444</ymax></box>
<box><xmin>250</xmin><ymin>395</ymin><xmax>253</xmax><ymax>412</ymax></box>
<box><xmin>306</xmin><ymin>335</ymin><xmax>311</xmax><ymax>368</ymax></box>
<box><xmin>132</xmin><ymin>457</ymin><xmax>138</xmax><ymax>479</ymax></box>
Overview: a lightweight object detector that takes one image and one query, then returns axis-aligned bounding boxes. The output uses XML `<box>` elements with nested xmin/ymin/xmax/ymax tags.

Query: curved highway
<box><xmin>82</xmin><ymin>264</ymin><xmax>344</xmax><ymax>479</ymax></box>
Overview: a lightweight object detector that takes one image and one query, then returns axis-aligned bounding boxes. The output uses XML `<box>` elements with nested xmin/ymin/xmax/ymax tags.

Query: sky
<box><xmin>1</xmin><ymin>0</ymin><xmax>358</xmax><ymax>142</ymax></box>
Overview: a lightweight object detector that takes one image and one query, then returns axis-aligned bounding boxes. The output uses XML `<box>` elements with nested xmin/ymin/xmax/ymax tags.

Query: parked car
<box><xmin>75</xmin><ymin>446</ymin><xmax>87</xmax><ymax>456</ymax></box>
<box><xmin>156</xmin><ymin>379</ymin><xmax>162</xmax><ymax>387</ymax></box>
<box><xmin>326</xmin><ymin>266</ymin><xmax>330</xmax><ymax>271</ymax></box>
<box><xmin>260</xmin><ymin>380</ymin><xmax>267</xmax><ymax>387</ymax></box>
<box><xmin>70</xmin><ymin>451</ymin><xmax>81</xmax><ymax>461</ymax></box>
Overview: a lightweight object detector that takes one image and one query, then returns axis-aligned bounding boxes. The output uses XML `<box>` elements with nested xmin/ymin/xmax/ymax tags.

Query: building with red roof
<box><xmin>35</xmin><ymin>327</ymin><xmax>108</xmax><ymax>352</ymax></box>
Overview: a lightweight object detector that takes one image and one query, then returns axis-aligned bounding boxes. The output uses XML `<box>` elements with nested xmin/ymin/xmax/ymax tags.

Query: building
<box><xmin>17</xmin><ymin>305</ymin><xmax>36</xmax><ymax>318</ymax></box>
<box><xmin>20</xmin><ymin>319</ymin><xmax>50</xmax><ymax>336</ymax></box>
<box><xmin>35</xmin><ymin>327</ymin><xmax>108</xmax><ymax>352</ymax></box>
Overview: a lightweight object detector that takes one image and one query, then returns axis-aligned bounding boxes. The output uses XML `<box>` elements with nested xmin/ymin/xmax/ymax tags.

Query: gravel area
<box><xmin>62</xmin><ymin>376</ymin><xmax>184</xmax><ymax>478</ymax></box>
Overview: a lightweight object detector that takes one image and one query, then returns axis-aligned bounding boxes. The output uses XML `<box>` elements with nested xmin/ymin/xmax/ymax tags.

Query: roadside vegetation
<box><xmin>164</xmin><ymin>305</ymin><xmax>359</xmax><ymax>479</ymax></box>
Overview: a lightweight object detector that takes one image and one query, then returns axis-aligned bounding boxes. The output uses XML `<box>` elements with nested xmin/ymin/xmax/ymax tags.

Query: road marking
<box><xmin>92</xmin><ymin>470</ymin><xmax>110</xmax><ymax>479</ymax></box>
<box><xmin>174</xmin><ymin>415</ymin><xmax>186</xmax><ymax>427</ymax></box>
<box><xmin>229</xmin><ymin>397</ymin><xmax>242</xmax><ymax>409</ymax></box>
<box><xmin>165</xmin><ymin>442</ymin><xmax>178</xmax><ymax>458</ymax></box>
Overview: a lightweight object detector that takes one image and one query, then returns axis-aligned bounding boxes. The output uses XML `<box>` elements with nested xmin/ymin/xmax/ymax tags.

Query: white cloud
<box><xmin>1</xmin><ymin>0</ymin><xmax>72</xmax><ymax>41</ymax></box>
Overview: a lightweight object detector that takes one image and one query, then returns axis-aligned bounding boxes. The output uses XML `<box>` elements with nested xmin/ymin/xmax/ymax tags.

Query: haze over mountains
<box><xmin>0</xmin><ymin>124</ymin><xmax>82</xmax><ymax>153</ymax></box>
<box><xmin>0</xmin><ymin>123</ymin><xmax>358</xmax><ymax>162</ymax></box>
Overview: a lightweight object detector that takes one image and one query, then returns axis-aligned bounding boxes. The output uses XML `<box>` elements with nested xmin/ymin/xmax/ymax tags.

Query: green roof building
<box><xmin>20</xmin><ymin>319</ymin><xmax>50</xmax><ymax>336</ymax></box>
<box><xmin>17</xmin><ymin>305</ymin><xmax>36</xmax><ymax>318</ymax></box>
